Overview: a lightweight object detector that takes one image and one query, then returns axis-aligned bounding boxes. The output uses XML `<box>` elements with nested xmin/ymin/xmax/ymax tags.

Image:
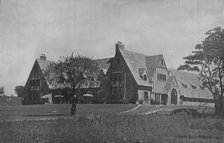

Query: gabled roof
<box><xmin>117</xmin><ymin>46</ymin><xmax>169</xmax><ymax>87</ymax></box>
<box><xmin>168</xmin><ymin>69</ymin><xmax>213</xmax><ymax>99</ymax></box>
<box><xmin>36</xmin><ymin>58</ymin><xmax>111</xmax><ymax>73</ymax></box>
<box><xmin>94</xmin><ymin>58</ymin><xmax>111</xmax><ymax>74</ymax></box>
<box><xmin>162</xmin><ymin>76</ymin><xmax>176</xmax><ymax>94</ymax></box>
<box><xmin>146</xmin><ymin>54</ymin><xmax>166</xmax><ymax>80</ymax></box>
<box><xmin>36</xmin><ymin>59</ymin><xmax>53</xmax><ymax>72</ymax></box>
<box><xmin>35</xmin><ymin>57</ymin><xmax>110</xmax><ymax>89</ymax></box>
<box><xmin>118</xmin><ymin>48</ymin><xmax>151</xmax><ymax>87</ymax></box>
<box><xmin>138</xmin><ymin>68</ymin><xmax>147</xmax><ymax>76</ymax></box>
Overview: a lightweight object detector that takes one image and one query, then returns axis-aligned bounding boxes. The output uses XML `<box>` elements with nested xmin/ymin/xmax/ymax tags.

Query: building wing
<box><xmin>168</xmin><ymin>69</ymin><xmax>213</xmax><ymax>99</ymax></box>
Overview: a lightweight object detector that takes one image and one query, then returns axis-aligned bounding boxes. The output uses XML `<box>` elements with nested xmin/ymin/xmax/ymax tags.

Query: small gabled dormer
<box><xmin>181</xmin><ymin>82</ymin><xmax>188</xmax><ymax>88</ymax></box>
<box><xmin>139</xmin><ymin>68</ymin><xmax>147</xmax><ymax>81</ymax></box>
<box><xmin>161</xmin><ymin>59</ymin><xmax>165</xmax><ymax>66</ymax></box>
<box><xmin>190</xmin><ymin>83</ymin><xmax>197</xmax><ymax>89</ymax></box>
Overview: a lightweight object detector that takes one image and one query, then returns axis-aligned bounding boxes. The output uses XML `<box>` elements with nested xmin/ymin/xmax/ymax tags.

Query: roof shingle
<box><xmin>168</xmin><ymin>69</ymin><xmax>213</xmax><ymax>99</ymax></box>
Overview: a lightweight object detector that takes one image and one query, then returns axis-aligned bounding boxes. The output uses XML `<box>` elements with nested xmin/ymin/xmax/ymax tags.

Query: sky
<box><xmin>0</xmin><ymin>0</ymin><xmax>224</xmax><ymax>95</ymax></box>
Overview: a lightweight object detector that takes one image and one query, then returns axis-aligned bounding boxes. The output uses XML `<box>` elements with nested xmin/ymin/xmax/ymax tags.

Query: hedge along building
<box><xmin>22</xmin><ymin>54</ymin><xmax>111</xmax><ymax>104</ymax></box>
<box><xmin>106</xmin><ymin>42</ymin><xmax>213</xmax><ymax>105</ymax></box>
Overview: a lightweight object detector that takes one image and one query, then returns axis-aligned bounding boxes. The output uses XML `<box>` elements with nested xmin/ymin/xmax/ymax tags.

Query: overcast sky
<box><xmin>0</xmin><ymin>0</ymin><xmax>224</xmax><ymax>95</ymax></box>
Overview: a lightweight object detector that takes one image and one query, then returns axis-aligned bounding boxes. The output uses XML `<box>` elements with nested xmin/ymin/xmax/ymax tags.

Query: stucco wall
<box><xmin>137</xmin><ymin>90</ymin><xmax>151</xmax><ymax>104</ymax></box>
<box><xmin>153</xmin><ymin>67</ymin><xmax>168</xmax><ymax>94</ymax></box>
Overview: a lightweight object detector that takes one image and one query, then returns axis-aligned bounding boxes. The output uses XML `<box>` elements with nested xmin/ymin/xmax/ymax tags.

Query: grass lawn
<box><xmin>0</xmin><ymin>114</ymin><xmax>223</xmax><ymax>143</ymax></box>
<box><xmin>0</xmin><ymin>104</ymin><xmax>137</xmax><ymax>120</ymax></box>
<box><xmin>0</xmin><ymin>104</ymin><xmax>222</xmax><ymax>143</ymax></box>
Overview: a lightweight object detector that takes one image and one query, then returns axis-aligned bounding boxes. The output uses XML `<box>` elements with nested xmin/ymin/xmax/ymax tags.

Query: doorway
<box><xmin>171</xmin><ymin>89</ymin><xmax>177</xmax><ymax>104</ymax></box>
<box><xmin>144</xmin><ymin>92</ymin><xmax>149</xmax><ymax>104</ymax></box>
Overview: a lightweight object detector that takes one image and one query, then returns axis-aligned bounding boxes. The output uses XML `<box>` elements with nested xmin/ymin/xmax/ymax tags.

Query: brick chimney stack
<box><xmin>40</xmin><ymin>54</ymin><xmax>46</xmax><ymax>60</ymax></box>
<box><xmin>115</xmin><ymin>41</ymin><xmax>124</xmax><ymax>50</ymax></box>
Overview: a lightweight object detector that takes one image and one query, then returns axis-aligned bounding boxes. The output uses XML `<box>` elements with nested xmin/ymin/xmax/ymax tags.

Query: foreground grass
<box><xmin>0</xmin><ymin>114</ymin><xmax>224</xmax><ymax>143</ymax></box>
<box><xmin>0</xmin><ymin>104</ymin><xmax>137</xmax><ymax>120</ymax></box>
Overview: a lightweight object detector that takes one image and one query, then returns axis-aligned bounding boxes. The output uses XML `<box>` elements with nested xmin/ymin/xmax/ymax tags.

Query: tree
<box><xmin>178</xmin><ymin>27</ymin><xmax>224</xmax><ymax>117</ymax></box>
<box><xmin>14</xmin><ymin>85</ymin><xmax>24</xmax><ymax>97</ymax></box>
<box><xmin>44</xmin><ymin>54</ymin><xmax>102</xmax><ymax>99</ymax></box>
<box><xmin>0</xmin><ymin>86</ymin><xmax>4</xmax><ymax>95</ymax></box>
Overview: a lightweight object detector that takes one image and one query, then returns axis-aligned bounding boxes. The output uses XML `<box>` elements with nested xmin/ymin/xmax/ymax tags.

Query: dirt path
<box><xmin>120</xmin><ymin>105</ymin><xmax>174</xmax><ymax>115</ymax></box>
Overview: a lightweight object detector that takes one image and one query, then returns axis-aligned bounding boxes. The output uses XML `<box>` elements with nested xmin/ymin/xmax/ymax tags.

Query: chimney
<box><xmin>115</xmin><ymin>41</ymin><xmax>124</xmax><ymax>50</ymax></box>
<box><xmin>40</xmin><ymin>54</ymin><xmax>46</xmax><ymax>60</ymax></box>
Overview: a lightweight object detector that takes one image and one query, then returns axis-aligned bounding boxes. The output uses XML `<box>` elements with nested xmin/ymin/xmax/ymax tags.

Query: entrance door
<box><xmin>171</xmin><ymin>89</ymin><xmax>177</xmax><ymax>104</ymax></box>
<box><xmin>144</xmin><ymin>92</ymin><xmax>149</xmax><ymax>103</ymax></box>
<box><xmin>161</xmin><ymin>94</ymin><xmax>168</xmax><ymax>105</ymax></box>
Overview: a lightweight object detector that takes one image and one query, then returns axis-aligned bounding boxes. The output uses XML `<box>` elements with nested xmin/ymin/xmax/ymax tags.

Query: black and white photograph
<box><xmin>0</xmin><ymin>0</ymin><xmax>224</xmax><ymax>142</ymax></box>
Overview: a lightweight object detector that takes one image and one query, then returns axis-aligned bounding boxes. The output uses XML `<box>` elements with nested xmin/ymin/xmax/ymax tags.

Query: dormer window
<box><xmin>143</xmin><ymin>75</ymin><xmax>147</xmax><ymax>81</ymax></box>
<box><xmin>161</xmin><ymin>59</ymin><xmax>164</xmax><ymax>65</ymax></box>
<box><xmin>181</xmin><ymin>82</ymin><xmax>188</xmax><ymax>88</ymax></box>
<box><xmin>190</xmin><ymin>84</ymin><xmax>197</xmax><ymax>89</ymax></box>
<box><xmin>139</xmin><ymin>68</ymin><xmax>147</xmax><ymax>81</ymax></box>
<box><xmin>199</xmin><ymin>85</ymin><xmax>205</xmax><ymax>90</ymax></box>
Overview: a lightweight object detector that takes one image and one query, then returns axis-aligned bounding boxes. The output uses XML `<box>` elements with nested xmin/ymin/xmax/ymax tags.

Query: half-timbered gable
<box><xmin>105</xmin><ymin>42</ymin><xmax>213</xmax><ymax>105</ymax></box>
<box><xmin>23</xmin><ymin>54</ymin><xmax>111</xmax><ymax>104</ymax></box>
<box><xmin>145</xmin><ymin>55</ymin><xmax>168</xmax><ymax>104</ymax></box>
<box><xmin>23</xmin><ymin>54</ymin><xmax>52</xmax><ymax>104</ymax></box>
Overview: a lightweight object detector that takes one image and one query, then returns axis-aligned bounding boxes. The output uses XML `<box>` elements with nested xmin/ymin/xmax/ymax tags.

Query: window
<box><xmin>143</xmin><ymin>75</ymin><xmax>147</xmax><ymax>81</ymax></box>
<box><xmin>30</xmin><ymin>79</ymin><xmax>40</xmax><ymax>86</ymax></box>
<box><xmin>190</xmin><ymin>84</ymin><xmax>197</xmax><ymax>89</ymax></box>
<box><xmin>30</xmin><ymin>86</ymin><xmax>40</xmax><ymax>91</ymax></box>
<box><xmin>110</xmin><ymin>72</ymin><xmax>124</xmax><ymax>100</ymax></box>
<box><xmin>157</xmin><ymin>74</ymin><xmax>166</xmax><ymax>81</ymax></box>
<box><xmin>199</xmin><ymin>85</ymin><xmax>205</xmax><ymax>90</ymax></box>
<box><xmin>181</xmin><ymin>82</ymin><xmax>188</xmax><ymax>88</ymax></box>
<box><xmin>161</xmin><ymin>59</ymin><xmax>164</xmax><ymax>65</ymax></box>
<box><xmin>155</xmin><ymin>93</ymin><xmax>160</xmax><ymax>104</ymax></box>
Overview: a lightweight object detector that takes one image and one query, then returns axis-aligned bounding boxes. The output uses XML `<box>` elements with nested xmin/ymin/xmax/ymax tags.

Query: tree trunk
<box><xmin>221</xmin><ymin>60</ymin><xmax>224</xmax><ymax>117</ymax></box>
<box><xmin>220</xmin><ymin>81</ymin><xmax>224</xmax><ymax>118</ymax></box>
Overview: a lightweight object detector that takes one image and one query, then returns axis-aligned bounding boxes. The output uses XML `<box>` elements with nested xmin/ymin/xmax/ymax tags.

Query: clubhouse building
<box><xmin>23</xmin><ymin>42</ymin><xmax>213</xmax><ymax>105</ymax></box>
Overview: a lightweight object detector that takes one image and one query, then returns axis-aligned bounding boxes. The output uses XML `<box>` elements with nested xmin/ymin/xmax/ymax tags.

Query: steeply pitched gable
<box><xmin>36</xmin><ymin>59</ymin><xmax>53</xmax><ymax>72</ymax></box>
<box><xmin>162</xmin><ymin>76</ymin><xmax>176</xmax><ymax>94</ymax></box>
<box><xmin>118</xmin><ymin>47</ymin><xmax>151</xmax><ymax>87</ymax></box>
<box><xmin>146</xmin><ymin>54</ymin><xmax>167</xmax><ymax>80</ymax></box>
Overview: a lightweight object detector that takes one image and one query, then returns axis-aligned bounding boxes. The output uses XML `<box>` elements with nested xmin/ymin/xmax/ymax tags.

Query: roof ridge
<box><xmin>120</xmin><ymin>48</ymin><xmax>147</xmax><ymax>57</ymax></box>
<box><xmin>146</xmin><ymin>54</ymin><xmax>163</xmax><ymax>58</ymax></box>
<box><xmin>36</xmin><ymin>58</ymin><xmax>54</xmax><ymax>63</ymax></box>
<box><xmin>168</xmin><ymin>68</ymin><xmax>199</xmax><ymax>76</ymax></box>
<box><xmin>120</xmin><ymin>48</ymin><xmax>164</xmax><ymax>58</ymax></box>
